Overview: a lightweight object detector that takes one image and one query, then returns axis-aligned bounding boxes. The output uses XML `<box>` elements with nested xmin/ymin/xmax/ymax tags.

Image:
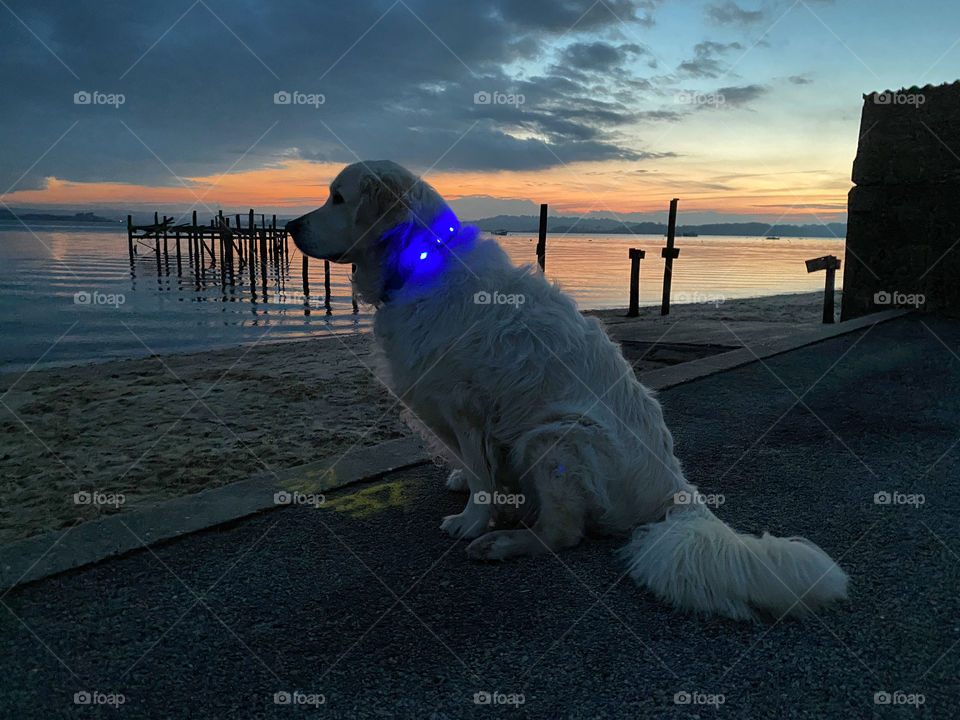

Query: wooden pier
<box><xmin>127</xmin><ymin>209</ymin><xmax>289</xmax><ymax>297</ymax></box>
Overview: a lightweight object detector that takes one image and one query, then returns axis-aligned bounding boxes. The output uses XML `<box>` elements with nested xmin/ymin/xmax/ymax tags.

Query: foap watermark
<box><xmin>74</xmin><ymin>490</ymin><xmax>126</xmax><ymax>508</ymax></box>
<box><xmin>274</xmin><ymin>490</ymin><xmax>326</xmax><ymax>507</ymax></box>
<box><xmin>674</xmin><ymin>690</ymin><xmax>725</xmax><ymax>707</ymax></box>
<box><xmin>873</xmin><ymin>91</ymin><xmax>925</xmax><ymax>107</ymax></box>
<box><xmin>873</xmin><ymin>290</ymin><xmax>925</xmax><ymax>308</ymax></box>
<box><xmin>74</xmin><ymin>690</ymin><xmax>125</xmax><ymax>707</ymax></box>
<box><xmin>473</xmin><ymin>690</ymin><xmax>525</xmax><ymax>707</ymax></box>
<box><xmin>273</xmin><ymin>690</ymin><xmax>326</xmax><ymax>707</ymax></box>
<box><xmin>74</xmin><ymin>290</ymin><xmax>125</xmax><ymax>308</ymax></box>
<box><xmin>74</xmin><ymin>90</ymin><xmax>125</xmax><ymax>108</ymax></box>
<box><xmin>676</xmin><ymin>291</ymin><xmax>725</xmax><ymax>307</ymax></box>
<box><xmin>473</xmin><ymin>90</ymin><xmax>525</xmax><ymax>107</ymax></box>
<box><xmin>675</xmin><ymin>91</ymin><xmax>725</xmax><ymax>107</ymax></box>
<box><xmin>473</xmin><ymin>490</ymin><xmax>525</xmax><ymax>508</ymax></box>
<box><xmin>274</xmin><ymin>90</ymin><xmax>325</xmax><ymax>108</ymax></box>
<box><xmin>674</xmin><ymin>490</ymin><xmax>725</xmax><ymax>508</ymax></box>
<box><xmin>874</xmin><ymin>690</ymin><xmax>925</xmax><ymax>707</ymax></box>
<box><xmin>874</xmin><ymin>490</ymin><xmax>925</xmax><ymax>508</ymax></box>
<box><xmin>473</xmin><ymin>290</ymin><xmax>525</xmax><ymax>308</ymax></box>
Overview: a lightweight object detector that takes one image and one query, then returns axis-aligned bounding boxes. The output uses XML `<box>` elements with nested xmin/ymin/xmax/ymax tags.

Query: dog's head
<box><xmin>286</xmin><ymin>160</ymin><xmax>454</xmax><ymax>264</ymax></box>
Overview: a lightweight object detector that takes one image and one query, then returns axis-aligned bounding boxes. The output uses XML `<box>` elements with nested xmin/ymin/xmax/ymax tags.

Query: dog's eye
<box><xmin>331</xmin><ymin>190</ymin><xmax>344</xmax><ymax>205</ymax></box>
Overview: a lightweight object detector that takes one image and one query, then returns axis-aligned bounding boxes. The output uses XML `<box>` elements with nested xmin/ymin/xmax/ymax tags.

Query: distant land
<box><xmin>473</xmin><ymin>215</ymin><xmax>846</xmax><ymax>238</ymax></box>
<box><xmin>0</xmin><ymin>209</ymin><xmax>117</xmax><ymax>224</ymax></box>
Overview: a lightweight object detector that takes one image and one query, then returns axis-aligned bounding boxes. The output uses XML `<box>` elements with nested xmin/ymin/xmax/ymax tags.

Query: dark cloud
<box><xmin>0</xmin><ymin>0</ymin><xmax>682</xmax><ymax>193</ymax></box>
<box><xmin>706</xmin><ymin>1</ymin><xmax>764</xmax><ymax>25</ymax></box>
<box><xmin>557</xmin><ymin>42</ymin><xmax>646</xmax><ymax>72</ymax></box>
<box><xmin>715</xmin><ymin>84</ymin><xmax>768</xmax><ymax>107</ymax></box>
<box><xmin>788</xmin><ymin>75</ymin><xmax>812</xmax><ymax>85</ymax></box>
<box><xmin>677</xmin><ymin>41</ymin><xmax>743</xmax><ymax>78</ymax></box>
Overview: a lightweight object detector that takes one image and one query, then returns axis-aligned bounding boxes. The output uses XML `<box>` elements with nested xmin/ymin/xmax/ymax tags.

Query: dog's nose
<box><xmin>285</xmin><ymin>217</ymin><xmax>303</xmax><ymax>241</ymax></box>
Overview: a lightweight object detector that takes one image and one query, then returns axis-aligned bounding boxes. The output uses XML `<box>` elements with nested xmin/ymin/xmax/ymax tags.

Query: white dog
<box><xmin>287</xmin><ymin>160</ymin><xmax>849</xmax><ymax>621</ymax></box>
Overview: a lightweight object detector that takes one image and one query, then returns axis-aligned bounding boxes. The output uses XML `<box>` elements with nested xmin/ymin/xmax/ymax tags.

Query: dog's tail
<box><xmin>618</xmin><ymin>500</ymin><xmax>848</xmax><ymax>621</ymax></box>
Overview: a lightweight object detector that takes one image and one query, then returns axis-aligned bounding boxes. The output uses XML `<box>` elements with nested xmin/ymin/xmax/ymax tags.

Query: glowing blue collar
<box><xmin>380</xmin><ymin>207</ymin><xmax>463</xmax><ymax>301</ymax></box>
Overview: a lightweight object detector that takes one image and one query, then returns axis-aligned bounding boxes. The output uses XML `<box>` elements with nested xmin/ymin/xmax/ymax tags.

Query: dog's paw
<box><xmin>441</xmin><ymin>510</ymin><xmax>487</xmax><ymax>539</ymax></box>
<box><xmin>445</xmin><ymin>468</ymin><xmax>469</xmax><ymax>492</ymax></box>
<box><xmin>466</xmin><ymin>531</ymin><xmax>524</xmax><ymax>561</ymax></box>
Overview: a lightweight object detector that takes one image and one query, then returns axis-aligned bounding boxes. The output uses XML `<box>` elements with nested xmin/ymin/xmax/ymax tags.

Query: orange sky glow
<box><xmin>0</xmin><ymin>158</ymin><xmax>850</xmax><ymax>220</ymax></box>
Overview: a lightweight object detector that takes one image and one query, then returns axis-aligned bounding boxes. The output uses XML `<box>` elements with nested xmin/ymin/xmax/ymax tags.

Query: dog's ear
<box><xmin>354</xmin><ymin>170</ymin><xmax>416</xmax><ymax>231</ymax></box>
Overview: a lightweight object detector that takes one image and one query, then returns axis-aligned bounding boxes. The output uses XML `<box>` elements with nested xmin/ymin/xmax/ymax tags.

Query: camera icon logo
<box><xmin>274</xmin><ymin>491</ymin><xmax>292</xmax><ymax>505</ymax></box>
<box><xmin>473</xmin><ymin>91</ymin><xmax>491</xmax><ymax>105</ymax></box>
<box><xmin>73</xmin><ymin>91</ymin><xmax>91</xmax><ymax>105</ymax></box>
<box><xmin>274</xmin><ymin>691</ymin><xmax>292</xmax><ymax>704</ymax></box>
<box><xmin>874</xmin><ymin>691</ymin><xmax>891</xmax><ymax>704</ymax></box>
<box><xmin>873</xmin><ymin>491</ymin><xmax>891</xmax><ymax>505</ymax></box>
<box><xmin>74</xmin><ymin>291</ymin><xmax>91</xmax><ymax>305</ymax></box>
<box><xmin>274</xmin><ymin>91</ymin><xmax>291</xmax><ymax>105</ymax></box>
<box><xmin>473</xmin><ymin>691</ymin><xmax>492</xmax><ymax>704</ymax></box>
<box><xmin>73</xmin><ymin>491</ymin><xmax>92</xmax><ymax>505</ymax></box>
<box><xmin>473</xmin><ymin>290</ymin><xmax>491</xmax><ymax>305</ymax></box>
<box><xmin>74</xmin><ymin>691</ymin><xmax>92</xmax><ymax>704</ymax></box>
<box><xmin>473</xmin><ymin>491</ymin><xmax>491</xmax><ymax>505</ymax></box>
<box><xmin>673</xmin><ymin>490</ymin><xmax>693</xmax><ymax>505</ymax></box>
<box><xmin>873</xmin><ymin>291</ymin><xmax>891</xmax><ymax>305</ymax></box>
<box><xmin>674</xmin><ymin>691</ymin><xmax>692</xmax><ymax>704</ymax></box>
<box><xmin>873</xmin><ymin>93</ymin><xmax>892</xmax><ymax>105</ymax></box>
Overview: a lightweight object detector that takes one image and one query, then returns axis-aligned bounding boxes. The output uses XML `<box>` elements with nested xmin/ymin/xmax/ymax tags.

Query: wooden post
<box><xmin>352</xmin><ymin>263</ymin><xmax>359</xmax><ymax>312</ymax></box>
<box><xmin>660</xmin><ymin>198</ymin><xmax>680</xmax><ymax>316</ymax></box>
<box><xmin>302</xmin><ymin>255</ymin><xmax>309</xmax><ymax>296</ymax></box>
<box><xmin>127</xmin><ymin>215</ymin><xmax>134</xmax><ymax>263</ymax></box>
<box><xmin>626</xmin><ymin>248</ymin><xmax>646</xmax><ymax>317</ymax></box>
<box><xmin>162</xmin><ymin>219</ymin><xmax>169</xmax><ymax>273</ymax></box>
<box><xmin>536</xmin><ymin>203</ymin><xmax>548</xmax><ymax>272</ymax></box>
<box><xmin>272</xmin><ymin>215</ymin><xmax>278</xmax><ymax>265</ymax></box>
<box><xmin>324</xmin><ymin>260</ymin><xmax>331</xmax><ymax>310</ymax></box>
<box><xmin>248</xmin><ymin>209</ymin><xmax>257</xmax><ymax>298</ymax></box>
<box><xmin>259</xmin><ymin>212</ymin><xmax>268</xmax><ymax>297</ymax></box>
<box><xmin>805</xmin><ymin>255</ymin><xmax>841</xmax><ymax>323</ymax></box>
<box><xmin>175</xmin><ymin>230</ymin><xmax>182</xmax><ymax>276</ymax></box>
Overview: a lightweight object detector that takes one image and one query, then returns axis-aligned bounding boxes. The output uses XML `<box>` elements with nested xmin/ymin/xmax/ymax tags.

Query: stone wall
<box><xmin>841</xmin><ymin>81</ymin><xmax>960</xmax><ymax>320</ymax></box>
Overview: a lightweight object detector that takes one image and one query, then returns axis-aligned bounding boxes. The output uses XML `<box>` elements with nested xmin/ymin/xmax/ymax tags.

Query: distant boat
<box><xmin>766</xmin><ymin>235</ymin><xmax>780</xmax><ymax>240</ymax></box>
<box><xmin>493</xmin><ymin>229</ymin><xmax>508</xmax><ymax>236</ymax></box>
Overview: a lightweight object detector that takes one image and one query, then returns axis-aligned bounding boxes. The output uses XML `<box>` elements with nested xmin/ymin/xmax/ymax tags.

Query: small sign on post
<box><xmin>805</xmin><ymin>254</ymin><xmax>841</xmax><ymax>324</ymax></box>
<box><xmin>626</xmin><ymin>248</ymin><xmax>646</xmax><ymax>317</ymax></box>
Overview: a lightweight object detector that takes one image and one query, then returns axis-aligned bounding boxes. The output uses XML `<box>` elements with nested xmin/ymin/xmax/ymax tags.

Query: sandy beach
<box><xmin>0</xmin><ymin>291</ymin><xmax>837</xmax><ymax>543</ymax></box>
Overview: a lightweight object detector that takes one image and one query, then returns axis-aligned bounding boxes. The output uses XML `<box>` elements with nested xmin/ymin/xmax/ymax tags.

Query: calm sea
<box><xmin>0</xmin><ymin>223</ymin><xmax>845</xmax><ymax>372</ymax></box>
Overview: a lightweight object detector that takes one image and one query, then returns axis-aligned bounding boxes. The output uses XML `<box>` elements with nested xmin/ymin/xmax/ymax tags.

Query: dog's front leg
<box><xmin>440</xmin><ymin>468</ymin><xmax>493</xmax><ymax>539</ymax></box>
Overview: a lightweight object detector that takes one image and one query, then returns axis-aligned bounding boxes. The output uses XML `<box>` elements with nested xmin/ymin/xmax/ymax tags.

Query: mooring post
<box><xmin>660</xmin><ymin>198</ymin><xmax>680</xmax><ymax>316</ymax></box>
<box><xmin>302</xmin><ymin>255</ymin><xmax>309</xmax><ymax>297</ymax></box>
<box><xmin>805</xmin><ymin>254</ymin><xmax>841</xmax><ymax>323</ymax></box>
<box><xmin>626</xmin><ymin>248</ymin><xmax>646</xmax><ymax>317</ymax></box>
<box><xmin>536</xmin><ymin>203</ymin><xmax>548</xmax><ymax>272</ymax></box>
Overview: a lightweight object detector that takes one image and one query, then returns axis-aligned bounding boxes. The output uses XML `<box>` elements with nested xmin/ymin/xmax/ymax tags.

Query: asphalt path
<box><xmin>1</xmin><ymin>315</ymin><xmax>958</xmax><ymax>718</ymax></box>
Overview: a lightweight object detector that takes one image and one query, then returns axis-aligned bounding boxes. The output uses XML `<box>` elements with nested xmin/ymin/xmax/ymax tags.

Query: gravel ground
<box><xmin>1</xmin><ymin>315</ymin><xmax>957</xmax><ymax>719</ymax></box>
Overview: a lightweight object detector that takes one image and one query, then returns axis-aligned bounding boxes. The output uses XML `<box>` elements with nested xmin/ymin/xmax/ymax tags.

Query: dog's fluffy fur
<box><xmin>287</xmin><ymin>160</ymin><xmax>849</xmax><ymax>621</ymax></box>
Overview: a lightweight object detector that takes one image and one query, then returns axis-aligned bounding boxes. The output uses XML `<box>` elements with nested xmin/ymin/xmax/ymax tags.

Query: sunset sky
<box><xmin>1</xmin><ymin>0</ymin><xmax>957</xmax><ymax>224</ymax></box>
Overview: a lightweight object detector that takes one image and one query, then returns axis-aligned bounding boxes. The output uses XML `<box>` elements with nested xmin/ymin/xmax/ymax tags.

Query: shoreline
<box><xmin>0</xmin><ymin>289</ymin><xmax>824</xmax><ymax>376</ymax></box>
<box><xmin>0</xmin><ymin>290</ymin><xmax>837</xmax><ymax>543</ymax></box>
